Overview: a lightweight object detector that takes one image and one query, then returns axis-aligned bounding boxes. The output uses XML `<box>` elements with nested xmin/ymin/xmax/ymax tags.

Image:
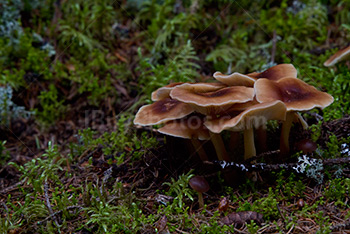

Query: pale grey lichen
<box><xmin>341</xmin><ymin>143</ymin><xmax>350</xmax><ymax>156</ymax></box>
<box><xmin>0</xmin><ymin>0</ymin><xmax>23</xmax><ymax>42</ymax></box>
<box><xmin>293</xmin><ymin>155</ymin><xmax>324</xmax><ymax>184</ymax></box>
<box><xmin>0</xmin><ymin>86</ymin><xmax>32</xmax><ymax>126</ymax></box>
<box><xmin>287</xmin><ymin>0</ymin><xmax>306</xmax><ymax>15</ymax></box>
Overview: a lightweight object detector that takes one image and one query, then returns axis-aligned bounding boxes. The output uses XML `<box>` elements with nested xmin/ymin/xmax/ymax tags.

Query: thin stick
<box><xmin>0</xmin><ymin>179</ymin><xmax>25</xmax><ymax>194</ymax></box>
<box><xmin>44</xmin><ymin>182</ymin><xmax>59</xmax><ymax>227</ymax></box>
<box><xmin>271</xmin><ymin>30</ymin><xmax>277</xmax><ymax>64</ymax></box>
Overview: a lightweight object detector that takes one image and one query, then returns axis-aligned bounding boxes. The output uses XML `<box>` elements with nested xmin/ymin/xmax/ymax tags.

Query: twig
<box><xmin>37</xmin><ymin>205</ymin><xmax>82</xmax><ymax>225</ymax></box>
<box><xmin>203</xmin><ymin>156</ymin><xmax>350</xmax><ymax>173</ymax></box>
<box><xmin>0</xmin><ymin>179</ymin><xmax>26</xmax><ymax>194</ymax></box>
<box><xmin>286</xmin><ymin>224</ymin><xmax>294</xmax><ymax>234</ymax></box>
<box><xmin>276</xmin><ymin>203</ymin><xmax>285</xmax><ymax>222</ymax></box>
<box><xmin>271</xmin><ymin>30</ymin><xmax>277</xmax><ymax>64</ymax></box>
<box><xmin>227</xmin><ymin>62</ymin><xmax>232</xmax><ymax>74</ymax></box>
<box><xmin>1</xmin><ymin>202</ymin><xmax>9</xmax><ymax>213</ymax></box>
<box><xmin>44</xmin><ymin>181</ymin><xmax>60</xmax><ymax>227</ymax></box>
<box><xmin>329</xmin><ymin>220</ymin><xmax>350</xmax><ymax>231</ymax></box>
<box><xmin>326</xmin><ymin>27</ymin><xmax>331</xmax><ymax>48</ymax></box>
<box><xmin>305</xmin><ymin>111</ymin><xmax>323</xmax><ymax>121</ymax></box>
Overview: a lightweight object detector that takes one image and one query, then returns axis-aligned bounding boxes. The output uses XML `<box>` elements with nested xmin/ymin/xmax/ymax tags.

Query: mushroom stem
<box><xmin>294</xmin><ymin>112</ymin><xmax>308</xmax><ymax>130</ymax></box>
<box><xmin>280</xmin><ymin>111</ymin><xmax>294</xmax><ymax>156</ymax></box>
<box><xmin>191</xmin><ymin>139</ymin><xmax>208</xmax><ymax>161</ymax></box>
<box><xmin>209</xmin><ymin>132</ymin><xmax>230</xmax><ymax>161</ymax></box>
<box><xmin>197</xmin><ymin>192</ymin><xmax>204</xmax><ymax>208</ymax></box>
<box><xmin>256</xmin><ymin>125</ymin><xmax>267</xmax><ymax>153</ymax></box>
<box><xmin>244</xmin><ymin>128</ymin><xmax>256</xmax><ymax>160</ymax></box>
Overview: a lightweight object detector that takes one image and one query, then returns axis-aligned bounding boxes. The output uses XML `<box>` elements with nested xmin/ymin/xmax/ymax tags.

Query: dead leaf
<box><xmin>155</xmin><ymin>215</ymin><xmax>169</xmax><ymax>234</ymax></box>
<box><xmin>218</xmin><ymin>197</ymin><xmax>229</xmax><ymax>212</ymax></box>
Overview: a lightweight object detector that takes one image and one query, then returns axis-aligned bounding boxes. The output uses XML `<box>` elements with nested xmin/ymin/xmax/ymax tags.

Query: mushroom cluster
<box><xmin>134</xmin><ymin>64</ymin><xmax>334</xmax><ymax>161</ymax></box>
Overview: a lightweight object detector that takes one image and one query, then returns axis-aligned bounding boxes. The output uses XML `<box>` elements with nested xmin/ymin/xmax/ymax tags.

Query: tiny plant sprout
<box><xmin>188</xmin><ymin>176</ymin><xmax>210</xmax><ymax>208</ymax></box>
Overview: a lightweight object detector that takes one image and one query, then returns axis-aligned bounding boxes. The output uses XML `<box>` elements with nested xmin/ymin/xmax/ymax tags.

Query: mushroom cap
<box><xmin>134</xmin><ymin>98</ymin><xmax>194</xmax><ymax>126</ymax></box>
<box><xmin>189</xmin><ymin>176</ymin><xmax>210</xmax><ymax>193</ymax></box>
<box><xmin>151</xmin><ymin>82</ymin><xmax>185</xmax><ymax>101</ymax></box>
<box><xmin>170</xmin><ymin>83</ymin><xmax>254</xmax><ymax>115</ymax></box>
<box><xmin>247</xmin><ymin>64</ymin><xmax>298</xmax><ymax>81</ymax></box>
<box><xmin>225</xmin><ymin>99</ymin><xmax>260</xmax><ymax>112</ymax></box>
<box><xmin>213</xmin><ymin>71</ymin><xmax>256</xmax><ymax>87</ymax></box>
<box><xmin>158</xmin><ymin>115</ymin><xmax>210</xmax><ymax>140</ymax></box>
<box><xmin>324</xmin><ymin>45</ymin><xmax>350</xmax><ymax>67</ymax></box>
<box><xmin>213</xmin><ymin>64</ymin><xmax>297</xmax><ymax>86</ymax></box>
<box><xmin>254</xmin><ymin>77</ymin><xmax>334</xmax><ymax>111</ymax></box>
<box><xmin>204</xmin><ymin>101</ymin><xmax>287</xmax><ymax>133</ymax></box>
<box><xmin>295</xmin><ymin>139</ymin><xmax>317</xmax><ymax>154</ymax></box>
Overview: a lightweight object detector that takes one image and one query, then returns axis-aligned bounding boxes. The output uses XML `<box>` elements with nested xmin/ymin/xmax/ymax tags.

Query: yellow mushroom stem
<box><xmin>197</xmin><ymin>192</ymin><xmax>204</xmax><ymax>208</ymax></box>
<box><xmin>244</xmin><ymin>128</ymin><xmax>256</xmax><ymax>160</ymax></box>
<box><xmin>280</xmin><ymin>111</ymin><xmax>294</xmax><ymax>156</ymax></box>
<box><xmin>209</xmin><ymin>132</ymin><xmax>230</xmax><ymax>161</ymax></box>
<box><xmin>190</xmin><ymin>138</ymin><xmax>209</xmax><ymax>161</ymax></box>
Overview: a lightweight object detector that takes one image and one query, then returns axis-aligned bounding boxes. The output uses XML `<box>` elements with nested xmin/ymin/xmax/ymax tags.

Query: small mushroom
<box><xmin>254</xmin><ymin>77</ymin><xmax>334</xmax><ymax>155</ymax></box>
<box><xmin>213</xmin><ymin>64</ymin><xmax>297</xmax><ymax>87</ymax></box>
<box><xmin>189</xmin><ymin>176</ymin><xmax>210</xmax><ymax>208</ymax></box>
<box><xmin>158</xmin><ymin>115</ymin><xmax>210</xmax><ymax>161</ymax></box>
<box><xmin>295</xmin><ymin>139</ymin><xmax>317</xmax><ymax>154</ymax></box>
<box><xmin>324</xmin><ymin>45</ymin><xmax>350</xmax><ymax>67</ymax></box>
<box><xmin>134</xmin><ymin>98</ymin><xmax>194</xmax><ymax>125</ymax></box>
<box><xmin>205</xmin><ymin>101</ymin><xmax>287</xmax><ymax>160</ymax></box>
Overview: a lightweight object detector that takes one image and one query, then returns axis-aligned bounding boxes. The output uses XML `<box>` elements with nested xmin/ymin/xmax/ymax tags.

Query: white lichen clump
<box><xmin>293</xmin><ymin>155</ymin><xmax>324</xmax><ymax>183</ymax></box>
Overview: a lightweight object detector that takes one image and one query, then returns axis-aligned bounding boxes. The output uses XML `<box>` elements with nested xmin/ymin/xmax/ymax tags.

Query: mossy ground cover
<box><xmin>1</xmin><ymin>0</ymin><xmax>350</xmax><ymax>233</ymax></box>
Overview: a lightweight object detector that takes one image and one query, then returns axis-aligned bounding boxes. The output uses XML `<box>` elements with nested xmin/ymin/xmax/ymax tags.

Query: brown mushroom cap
<box><xmin>295</xmin><ymin>139</ymin><xmax>317</xmax><ymax>154</ymax></box>
<box><xmin>225</xmin><ymin>99</ymin><xmax>260</xmax><ymax>112</ymax></box>
<box><xmin>158</xmin><ymin>115</ymin><xmax>210</xmax><ymax>140</ymax></box>
<box><xmin>324</xmin><ymin>45</ymin><xmax>350</xmax><ymax>67</ymax></box>
<box><xmin>213</xmin><ymin>72</ymin><xmax>256</xmax><ymax>87</ymax></box>
<box><xmin>213</xmin><ymin>64</ymin><xmax>297</xmax><ymax>86</ymax></box>
<box><xmin>247</xmin><ymin>64</ymin><xmax>298</xmax><ymax>81</ymax></box>
<box><xmin>204</xmin><ymin>100</ymin><xmax>287</xmax><ymax>133</ymax></box>
<box><xmin>254</xmin><ymin>77</ymin><xmax>334</xmax><ymax>111</ymax></box>
<box><xmin>189</xmin><ymin>176</ymin><xmax>210</xmax><ymax>193</ymax></box>
<box><xmin>151</xmin><ymin>82</ymin><xmax>185</xmax><ymax>101</ymax></box>
<box><xmin>134</xmin><ymin>98</ymin><xmax>194</xmax><ymax>126</ymax></box>
<box><xmin>170</xmin><ymin>83</ymin><xmax>254</xmax><ymax>115</ymax></box>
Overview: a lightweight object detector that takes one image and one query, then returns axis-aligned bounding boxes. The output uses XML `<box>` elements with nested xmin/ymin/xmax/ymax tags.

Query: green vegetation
<box><xmin>1</xmin><ymin>0</ymin><xmax>350</xmax><ymax>233</ymax></box>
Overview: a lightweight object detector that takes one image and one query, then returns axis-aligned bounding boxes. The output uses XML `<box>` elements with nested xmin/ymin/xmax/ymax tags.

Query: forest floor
<box><xmin>1</xmin><ymin>1</ymin><xmax>350</xmax><ymax>233</ymax></box>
